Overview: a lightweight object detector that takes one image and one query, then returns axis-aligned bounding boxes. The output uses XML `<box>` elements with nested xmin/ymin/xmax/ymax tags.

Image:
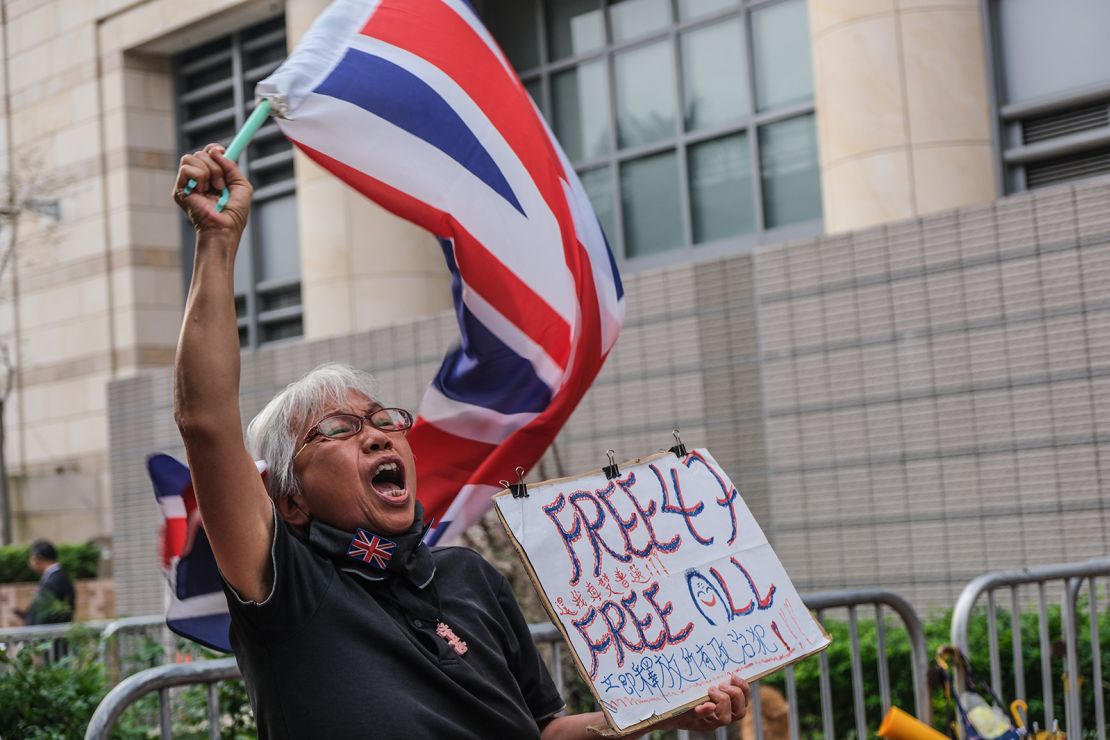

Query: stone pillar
<box><xmin>286</xmin><ymin>3</ymin><xmax>453</xmax><ymax>339</ymax></box>
<box><xmin>808</xmin><ymin>0</ymin><xmax>997</xmax><ymax>233</ymax></box>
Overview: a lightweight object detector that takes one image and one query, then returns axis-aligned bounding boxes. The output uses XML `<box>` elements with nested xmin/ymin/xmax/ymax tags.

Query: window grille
<box><xmin>987</xmin><ymin>0</ymin><xmax>1110</xmax><ymax>192</ymax></box>
<box><xmin>174</xmin><ymin>15</ymin><xmax>302</xmax><ymax>347</ymax></box>
<box><xmin>477</xmin><ymin>0</ymin><xmax>822</xmax><ymax>267</ymax></box>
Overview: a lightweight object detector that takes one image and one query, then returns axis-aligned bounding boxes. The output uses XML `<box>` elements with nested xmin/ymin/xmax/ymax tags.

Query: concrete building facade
<box><xmin>0</xmin><ymin>0</ymin><xmax>1106</xmax><ymax>613</ymax></box>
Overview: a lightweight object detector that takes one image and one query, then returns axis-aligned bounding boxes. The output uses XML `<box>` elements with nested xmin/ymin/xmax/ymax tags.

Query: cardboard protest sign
<box><xmin>494</xmin><ymin>448</ymin><xmax>830</xmax><ymax>735</ymax></box>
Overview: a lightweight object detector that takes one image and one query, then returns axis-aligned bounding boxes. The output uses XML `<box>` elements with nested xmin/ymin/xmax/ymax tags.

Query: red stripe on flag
<box><xmin>490</xmin><ymin>239</ymin><xmax>606</xmax><ymax>468</ymax></box>
<box><xmin>293</xmin><ymin>139</ymin><xmax>572</xmax><ymax>369</ymax></box>
<box><xmin>407</xmin><ymin>419</ymin><xmax>497</xmax><ymax>524</ymax></box>
<box><xmin>434</xmin><ymin>237</ymin><xmax>607</xmax><ymax>507</ymax></box>
<box><xmin>162</xmin><ymin>518</ymin><xmax>188</xmax><ymax>567</ymax></box>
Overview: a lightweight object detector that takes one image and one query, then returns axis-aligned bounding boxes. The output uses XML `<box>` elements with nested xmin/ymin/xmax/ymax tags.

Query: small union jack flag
<box><xmin>348</xmin><ymin>529</ymin><xmax>396</xmax><ymax>569</ymax></box>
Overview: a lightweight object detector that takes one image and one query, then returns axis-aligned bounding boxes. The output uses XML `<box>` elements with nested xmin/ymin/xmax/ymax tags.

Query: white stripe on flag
<box><xmin>157</xmin><ymin>497</ymin><xmax>187</xmax><ymax>519</ymax></box>
<box><xmin>558</xmin><ymin>170</ymin><xmax>624</xmax><ymax>349</ymax></box>
<box><xmin>166</xmin><ymin>590</ymin><xmax>229</xmax><ymax>620</ymax></box>
<box><xmin>433</xmin><ymin>482</ymin><xmax>502</xmax><ymax>545</ymax></box>
<box><xmin>417</xmin><ymin>387</ymin><xmax>538</xmax><ymax>444</ymax></box>
<box><xmin>543</xmin><ymin>107</ymin><xmax>624</xmax><ymax>350</ymax></box>
<box><xmin>165</xmin><ymin>562</ymin><xmax>229</xmax><ymax>619</ymax></box>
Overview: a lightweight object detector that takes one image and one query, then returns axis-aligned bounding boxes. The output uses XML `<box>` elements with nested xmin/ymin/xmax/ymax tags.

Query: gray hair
<box><xmin>246</xmin><ymin>363</ymin><xmax>379</xmax><ymax>501</ymax></box>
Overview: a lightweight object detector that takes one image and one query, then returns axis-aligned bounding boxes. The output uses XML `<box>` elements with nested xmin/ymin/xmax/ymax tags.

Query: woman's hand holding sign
<box><xmin>539</xmin><ymin>674</ymin><xmax>750</xmax><ymax>738</ymax></box>
<box><xmin>662</xmin><ymin>674</ymin><xmax>752</xmax><ymax>732</ymax></box>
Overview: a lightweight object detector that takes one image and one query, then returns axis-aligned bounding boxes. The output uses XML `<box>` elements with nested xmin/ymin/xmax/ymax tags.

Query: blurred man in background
<box><xmin>18</xmin><ymin>539</ymin><xmax>76</xmax><ymax>625</ymax></box>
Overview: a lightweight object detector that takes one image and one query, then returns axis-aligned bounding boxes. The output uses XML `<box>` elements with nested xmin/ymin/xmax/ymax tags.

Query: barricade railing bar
<box><xmin>0</xmin><ymin>619</ymin><xmax>112</xmax><ymax>669</ymax></box>
<box><xmin>680</xmin><ymin>589</ymin><xmax>930</xmax><ymax>740</ymax></box>
<box><xmin>774</xmin><ymin>587</ymin><xmax>931</xmax><ymax>740</ymax></box>
<box><xmin>1066</xmin><ymin>572</ymin><xmax>1106</xmax><ymax>739</ymax></box>
<box><xmin>949</xmin><ymin>557</ymin><xmax>1110</xmax><ymax>740</ymax></box>
<box><xmin>96</xmin><ymin>615</ymin><xmax>171</xmax><ymax>683</ymax></box>
<box><xmin>84</xmin><ymin>657</ymin><xmax>240</xmax><ymax>740</ymax></box>
<box><xmin>0</xmin><ymin>619</ymin><xmax>111</xmax><ymax>650</ymax></box>
<box><xmin>74</xmin><ymin>560</ymin><xmax>1110</xmax><ymax>738</ymax></box>
<box><xmin>0</xmin><ymin>615</ymin><xmax>172</xmax><ymax>679</ymax></box>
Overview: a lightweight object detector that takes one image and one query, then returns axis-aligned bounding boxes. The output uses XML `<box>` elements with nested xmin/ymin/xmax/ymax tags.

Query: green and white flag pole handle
<box><xmin>182</xmin><ymin>98</ymin><xmax>272</xmax><ymax>213</ymax></box>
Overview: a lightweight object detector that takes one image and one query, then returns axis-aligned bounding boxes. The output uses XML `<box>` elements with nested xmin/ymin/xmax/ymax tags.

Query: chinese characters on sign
<box><xmin>494</xmin><ymin>449</ymin><xmax>830</xmax><ymax>734</ymax></box>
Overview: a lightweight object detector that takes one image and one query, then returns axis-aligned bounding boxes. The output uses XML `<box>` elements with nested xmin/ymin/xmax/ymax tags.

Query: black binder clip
<box><xmin>503</xmin><ymin>466</ymin><xmax>528</xmax><ymax>498</ymax></box>
<box><xmin>669</xmin><ymin>429</ymin><xmax>687</xmax><ymax>458</ymax></box>
<box><xmin>603</xmin><ymin>450</ymin><xmax>620</xmax><ymax>480</ymax></box>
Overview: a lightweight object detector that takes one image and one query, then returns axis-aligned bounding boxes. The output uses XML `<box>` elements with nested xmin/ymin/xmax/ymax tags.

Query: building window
<box><xmin>173</xmin><ymin>16</ymin><xmax>302</xmax><ymax>348</ymax></box>
<box><xmin>479</xmin><ymin>0</ymin><xmax>821</xmax><ymax>264</ymax></box>
<box><xmin>988</xmin><ymin>0</ymin><xmax>1110</xmax><ymax>192</ymax></box>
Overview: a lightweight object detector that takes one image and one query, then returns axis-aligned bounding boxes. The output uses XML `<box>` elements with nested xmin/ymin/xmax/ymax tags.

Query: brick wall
<box><xmin>109</xmin><ymin>176</ymin><xmax>1110</xmax><ymax>614</ymax></box>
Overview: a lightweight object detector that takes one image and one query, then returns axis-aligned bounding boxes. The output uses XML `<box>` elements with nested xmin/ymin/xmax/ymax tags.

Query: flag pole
<box><xmin>182</xmin><ymin>98</ymin><xmax>273</xmax><ymax>212</ymax></box>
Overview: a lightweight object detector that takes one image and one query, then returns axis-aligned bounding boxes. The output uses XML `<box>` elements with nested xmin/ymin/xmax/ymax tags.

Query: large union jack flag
<box><xmin>348</xmin><ymin>529</ymin><xmax>396</xmax><ymax>569</ymax></box>
<box><xmin>153</xmin><ymin>0</ymin><xmax>623</xmax><ymax>652</ymax></box>
<box><xmin>257</xmin><ymin>0</ymin><xmax>624</xmax><ymax>544</ymax></box>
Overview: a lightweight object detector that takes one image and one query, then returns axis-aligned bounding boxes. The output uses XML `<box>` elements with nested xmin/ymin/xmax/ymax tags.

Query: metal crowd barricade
<box><xmin>0</xmin><ymin>619</ymin><xmax>112</xmax><ymax>668</ymax></box>
<box><xmin>1</xmin><ymin>615</ymin><xmax>167</xmax><ymax>666</ymax></box>
<box><xmin>1</xmin><ymin>615</ymin><xmax>175</xmax><ymax>682</ymax></box>
<box><xmin>85</xmin><ymin>587</ymin><xmax>931</xmax><ymax>740</ymax></box>
<box><xmin>777</xmin><ymin>588</ymin><xmax>930</xmax><ymax>740</ymax></box>
<box><xmin>950</xmin><ymin>557</ymin><xmax>1110</xmax><ymax>739</ymax></box>
<box><xmin>85</xmin><ymin>625</ymin><xmax>585</xmax><ymax>740</ymax></box>
<box><xmin>84</xmin><ymin>657</ymin><xmax>240</xmax><ymax>740</ymax></box>
<box><xmin>674</xmin><ymin>588</ymin><xmax>930</xmax><ymax>740</ymax></box>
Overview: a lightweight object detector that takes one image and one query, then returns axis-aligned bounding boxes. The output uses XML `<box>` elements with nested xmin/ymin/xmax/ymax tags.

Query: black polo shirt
<box><xmin>223</xmin><ymin>512</ymin><xmax>565</xmax><ymax>739</ymax></box>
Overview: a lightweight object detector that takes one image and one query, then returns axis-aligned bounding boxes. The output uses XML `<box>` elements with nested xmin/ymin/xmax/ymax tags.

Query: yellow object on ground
<box><xmin>967</xmin><ymin>703</ymin><xmax>1013</xmax><ymax>736</ymax></box>
<box><xmin>877</xmin><ymin>706</ymin><xmax>949</xmax><ymax>740</ymax></box>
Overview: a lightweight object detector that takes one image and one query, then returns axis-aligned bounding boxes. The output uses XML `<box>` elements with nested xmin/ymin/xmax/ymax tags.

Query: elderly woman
<box><xmin>172</xmin><ymin>144</ymin><xmax>750</xmax><ymax>739</ymax></box>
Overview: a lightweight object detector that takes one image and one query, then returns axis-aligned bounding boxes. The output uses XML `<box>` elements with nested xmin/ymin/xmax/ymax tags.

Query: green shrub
<box><xmin>0</xmin><ymin>628</ymin><xmax>110</xmax><ymax>740</ymax></box>
<box><xmin>0</xmin><ymin>630</ymin><xmax>254</xmax><ymax>740</ymax></box>
<box><xmin>0</xmin><ymin>542</ymin><xmax>100</xmax><ymax>584</ymax></box>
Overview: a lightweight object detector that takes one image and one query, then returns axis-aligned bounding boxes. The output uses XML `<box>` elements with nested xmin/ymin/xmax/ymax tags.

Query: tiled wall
<box><xmin>109</xmin><ymin>177</ymin><xmax>1110</xmax><ymax>616</ymax></box>
<box><xmin>757</xmin><ymin>178</ymin><xmax>1110</xmax><ymax>605</ymax></box>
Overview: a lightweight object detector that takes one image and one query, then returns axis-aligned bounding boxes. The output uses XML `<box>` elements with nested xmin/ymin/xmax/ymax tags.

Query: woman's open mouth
<box><xmin>369</xmin><ymin>460</ymin><xmax>408</xmax><ymax>503</ymax></box>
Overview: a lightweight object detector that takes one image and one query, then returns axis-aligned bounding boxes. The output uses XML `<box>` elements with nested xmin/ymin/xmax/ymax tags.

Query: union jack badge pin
<box><xmin>348</xmin><ymin>529</ymin><xmax>396</xmax><ymax>569</ymax></box>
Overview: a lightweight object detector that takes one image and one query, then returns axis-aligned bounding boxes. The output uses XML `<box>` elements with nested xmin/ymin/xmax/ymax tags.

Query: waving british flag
<box><xmin>257</xmin><ymin>0</ymin><xmax>624</xmax><ymax>544</ymax></box>
<box><xmin>149</xmin><ymin>454</ymin><xmax>247</xmax><ymax>652</ymax></box>
<box><xmin>348</xmin><ymin>529</ymin><xmax>396</xmax><ymax>569</ymax></box>
<box><xmin>154</xmin><ymin>0</ymin><xmax>623</xmax><ymax>651</ymax></box>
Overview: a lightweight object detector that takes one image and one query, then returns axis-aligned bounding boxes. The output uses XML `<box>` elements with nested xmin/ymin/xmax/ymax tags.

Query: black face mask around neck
<box><xmin>305</xmin><ymin>501</ymin><xmax>436</xmax><ymax>588</ymax></box>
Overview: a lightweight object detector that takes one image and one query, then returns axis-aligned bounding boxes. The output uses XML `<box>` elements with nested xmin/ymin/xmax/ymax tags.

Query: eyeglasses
<box><xmin>292</xmin><ymin>407</ymin><xmax>414</xmax><ymax>461</ymax></box>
